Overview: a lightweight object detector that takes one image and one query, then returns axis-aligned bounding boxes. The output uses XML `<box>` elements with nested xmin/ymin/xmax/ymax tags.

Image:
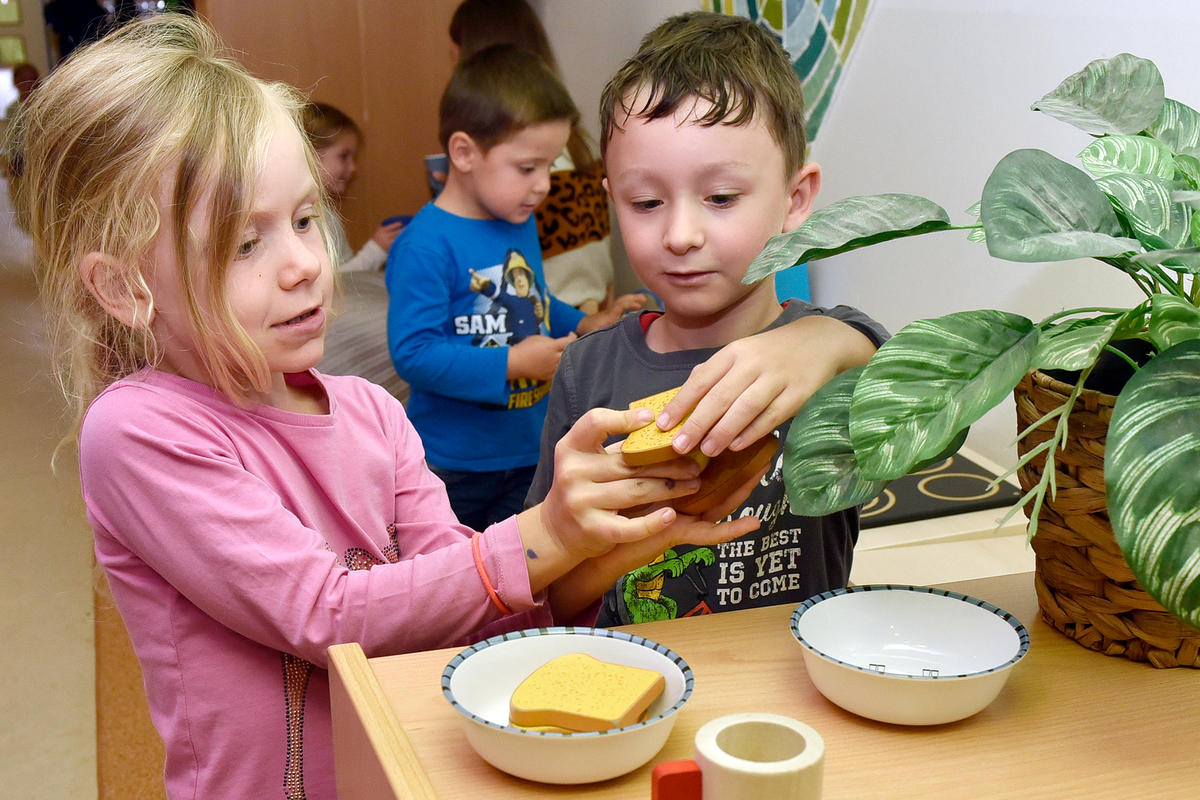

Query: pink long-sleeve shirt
<box><xmin>81</xmin><ymin>368</ymin><xmax>554</xmax><ymax>799</ymax></box>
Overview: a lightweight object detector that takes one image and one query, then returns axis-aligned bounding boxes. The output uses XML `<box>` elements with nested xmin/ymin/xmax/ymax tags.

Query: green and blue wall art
<box><xmin>705</xmin><ymin>0</ymin><xmax>872</xmax><ymax>142</ymax></box>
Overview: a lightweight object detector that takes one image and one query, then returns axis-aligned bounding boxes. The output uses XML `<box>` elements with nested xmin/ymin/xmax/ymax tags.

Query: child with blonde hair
<box><xmin>7</xmin><ymin>15</ymin><xmax>759</xmax><ymax>798</ymax></box>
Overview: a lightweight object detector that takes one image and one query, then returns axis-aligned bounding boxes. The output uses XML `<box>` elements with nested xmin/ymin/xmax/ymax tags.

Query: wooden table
<box><xmin>329</xmin><ymin>573</ymin><xmax>1199</xmax><ymax>799</ymax></box>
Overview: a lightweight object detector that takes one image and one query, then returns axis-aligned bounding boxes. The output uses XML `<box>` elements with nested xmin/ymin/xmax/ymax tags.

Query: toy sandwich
<box><xmin>621</xmin><ymin>386</ymin><xmax>778</xmax><ymax>515</ymax></box>
<box><xmin>509</xmin><ymin>653</ymin><xmax>666</xmax><ymax>733</ymax></box>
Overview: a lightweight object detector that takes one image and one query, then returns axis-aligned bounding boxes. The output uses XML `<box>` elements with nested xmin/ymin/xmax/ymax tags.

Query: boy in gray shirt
<box><xmin>526</xmin><ymin>12</ymin><xmax>888</xmax><ymax>625</ymax></box>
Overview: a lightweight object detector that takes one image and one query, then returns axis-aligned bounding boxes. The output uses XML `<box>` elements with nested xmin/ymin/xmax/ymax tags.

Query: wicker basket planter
<box><xmin>1013</xmin><ymin>371</ymin><xmax>1200</xmax><ymax>668</ymax></box>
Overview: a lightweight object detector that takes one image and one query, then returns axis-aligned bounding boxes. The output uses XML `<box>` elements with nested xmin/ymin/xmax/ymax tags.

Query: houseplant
<box><xmin>745</xmin><ymin>53</ymin><xmax>1200</xmax><ymax>662</ymax></box>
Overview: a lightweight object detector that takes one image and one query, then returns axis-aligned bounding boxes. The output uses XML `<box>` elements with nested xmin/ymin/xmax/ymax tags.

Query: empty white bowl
<box><xmin>442</xmin><ymin>627</ymin><xmax>693</xmax><ymax>784</ymax></box>
<box><xmin>790</xmin><ymin>585</ymin><xmax>1029</xmax><ymax>725</ymax></box>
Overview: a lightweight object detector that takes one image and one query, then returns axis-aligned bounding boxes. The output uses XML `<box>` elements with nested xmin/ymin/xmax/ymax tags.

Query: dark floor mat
<box><xmin>860</xmin><ymin>453</ymin><xmax>1024</xmax><ymax>529</ymax></box>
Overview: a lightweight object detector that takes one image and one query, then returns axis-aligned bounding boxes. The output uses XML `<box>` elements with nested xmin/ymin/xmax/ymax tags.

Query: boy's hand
<box><xmin>506</xmin><ymin>334</ymin><xmax>576</xmax><ymax>382</ymax></box>
<box><xmin>661</xmin><ymin>315</ymin><xmax>877</xmax><ymax>457</ymax></box>
<box><xmin>576</xmin><ymin>292</ymin><xmax>646</xmax><ymax>335</ymax></box>
<box><xmin>371</xmin><ymin>219</ymin><xmax>406</xmax><ymax>250</ymax></box>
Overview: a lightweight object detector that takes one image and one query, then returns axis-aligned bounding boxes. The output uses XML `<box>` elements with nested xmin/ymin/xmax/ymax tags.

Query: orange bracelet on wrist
<box><xmin>472</xmin><ymin>531</ymin><xmax>513</xmax><ymax>616</ymax></box>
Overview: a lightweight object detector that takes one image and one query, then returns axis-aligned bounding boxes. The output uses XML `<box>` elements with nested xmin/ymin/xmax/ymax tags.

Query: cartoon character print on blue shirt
<box><xmin>463</xmin><ymin>248</ymin><xmax>553</xmax><ymax>410</ymax></box>
<box><xmin>465</xmin><ymin>248</ymin><xmax>548</xmax><ymax>346</ymax></box>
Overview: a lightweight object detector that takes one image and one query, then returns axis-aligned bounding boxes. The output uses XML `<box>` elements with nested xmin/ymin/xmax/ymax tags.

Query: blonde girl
<box><xmin>8</xmin><ymin>15</ymin><xmax>756</xmax><ymax>798</ymax></box>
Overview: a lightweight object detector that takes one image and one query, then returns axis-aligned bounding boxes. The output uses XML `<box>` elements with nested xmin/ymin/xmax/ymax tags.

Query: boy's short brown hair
<box><xmin>600</xmin><ymin>11</ymin><xmax>808</xmax><ymax>175</ymax></box>
<box><xmin>438</xmin><ymin>43</ymin><xmax>578</xmax><ymax>152</ymax></box>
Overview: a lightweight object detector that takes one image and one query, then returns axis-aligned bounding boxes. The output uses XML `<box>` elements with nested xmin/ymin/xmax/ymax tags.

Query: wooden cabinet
<box><xmin>203</xmin><ymin>0</ymin><xmax>460</xmax><ymax>249</ymax></box>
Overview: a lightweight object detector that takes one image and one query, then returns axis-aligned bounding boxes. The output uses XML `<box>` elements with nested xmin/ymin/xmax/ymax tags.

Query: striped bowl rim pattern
<box><xmin>790</xmin><ymin>584</ymin><xmax>1030</xmax><ymax>680</ymax></box>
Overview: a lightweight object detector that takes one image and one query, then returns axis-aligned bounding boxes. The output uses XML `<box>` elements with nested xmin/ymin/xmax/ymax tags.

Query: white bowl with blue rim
<box><xmin>442</xmin><ymin>627</ymin><xmax>693</xmax><ymax>784</ymax></box>
<box><xmin>790</xmin><ymin>585</ymin><xmax>1029</xmax><ymax>726</ymax></box>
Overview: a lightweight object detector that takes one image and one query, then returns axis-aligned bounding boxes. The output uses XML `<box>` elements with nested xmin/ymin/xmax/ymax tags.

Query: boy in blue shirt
<box><xmin>387</xmin><ymin>45</ymin><xmax>643</xmax><ymax>529</ymax></box>
<box><xmin>526</xmin><ymin>12</ymin><xmax>889</xmax><ymax>625</ymax></box>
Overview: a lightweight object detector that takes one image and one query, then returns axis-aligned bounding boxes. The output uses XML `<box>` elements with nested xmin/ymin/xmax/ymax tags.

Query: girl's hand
<box><xmin>546</xmin><ymin>452</ymin><xmax>767</xmax><ymax>621</ymax></box>
<box><xmin>519</xmin><ymin>406</ymin><xmax>771</xmax><ymax>620</ymax></box>
<box><xmin>660</xmin><ymin>315</ymin><xmax>877</xmax><ymax>458</ymax></box>
<box><xmin>518</xmin><ymin>407</ymin><xmax>706</xmax><ymax>591</ymax></box>
<box><xmin>371</xmin><ymin>219</ymin><xmax>406</xmax><ymax>250</ymax></box>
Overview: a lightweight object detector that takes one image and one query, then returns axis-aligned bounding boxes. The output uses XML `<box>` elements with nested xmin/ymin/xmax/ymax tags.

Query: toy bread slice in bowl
<box><xmin>621</xmin><ymin>386</ymin><xmax>778</xmax><ymax>515</ymax></box>
<box><xmin>509</xmin><ymin>652</ymin><xmax>665</xmax><ymax>733</ymax></box>
<box><xmin>442</xmin><ymin>628</ymin><xmax>693</xmax><ymax>784</ymax></box>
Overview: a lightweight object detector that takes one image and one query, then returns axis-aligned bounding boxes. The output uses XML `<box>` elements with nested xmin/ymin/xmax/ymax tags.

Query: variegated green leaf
<box><xmin>1032</xmin><ymin>53</ymin><xmax>1164</xmax><ymax>135</ymax></box>
<box><xmin>1174</xmin><ymin>190</ymin><xmax>1200</xmax><ymax>209</ymax></box>
<box><xmin>782</xmin><ymin>368</ymin><xmax>890</xmax><ymax>516</ymax></box>
<box><xmin>1128</xmin><ymin>246</ymin><xmax>1200</xmax><ymax>273</ymax></box>
<box><xmin>743</xmin><ymin>194</ymin><xmax>952</xmax><ymax>283</ymax></box>
<box><xmin>1195</xmin><ymin>208</ymin><xmax>1200</xmax><ymax>247</ymax></box>
<box><xmin>1146</xmin><ymin>294</ymin><xmax>1200</xmax><ymax>351</ymax></box>
<box><xmin>849</xmin><ymin>311</ymin><xmax>1038</xmax><ymax>480</ymax></box>
<box><xmin>981</xmin><ymin>149</ymin><xmax>1142</xmax><ymax>262</ymax></box>
<box><xmin>1107</xmin><ymin>340</ymin><xmax>1200</xmax><ymax>629</ymax></box>
<box><xmin>1078</xmin><ymin>135</ymin><xmax>1175</xmax><ymax>180</ymax></box>
<box><xmin>1033</xmin><ymin>313</ymin><xmax>1128</xmax><ymax>371</ymax></box>
<box><xmin>964</xmin><ymin>201</ymin><xmax>986</xmax><ymax>242</ymax></box>
<box><xmin>1144</xmin><ymin>98</ymin><xmax>1200</xmax><ymax>158</ymax></box>
<box><xmin>1094</xmin><ymin>172</ymin><xmax>1191</xmax><ymax>250</ymax></box>
<box><xmin>1173</xmin><ymin>155</ymin><xmax>1200</xmax><ymax>188</ymax></box>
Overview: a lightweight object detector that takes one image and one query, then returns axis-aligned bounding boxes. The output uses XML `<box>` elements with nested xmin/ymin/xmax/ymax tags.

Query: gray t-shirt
<box><xmin>526</xmin><ymin>302</ymin><xmax>890</xmax><ymax>626</ymax></box>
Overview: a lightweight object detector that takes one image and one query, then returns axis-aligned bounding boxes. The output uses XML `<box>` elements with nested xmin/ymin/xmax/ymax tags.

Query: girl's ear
<box><xmin>79</xmin><ymin>252</ymin><xmax>154</xmax><ymax>329</ymax></box>
<box><xmin>782</xmin><ymin>161</ymin><xmax>822</xmax><ymax>233</ymax></box>
<box><xmin>446</xmin><ymin>130</ymin><xmax>480</xmax><ymax>174</ymax></box>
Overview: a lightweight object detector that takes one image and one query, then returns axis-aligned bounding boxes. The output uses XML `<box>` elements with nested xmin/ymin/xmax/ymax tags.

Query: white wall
<box><xmin>533</xmin><ymin>0</ymin><xmax>698</xmax><ymax>141</ymax></box>
<box><xmin>811</xmin><ymin>0</ymin><xmax>1200</xmax><ymax>467</ymax></box>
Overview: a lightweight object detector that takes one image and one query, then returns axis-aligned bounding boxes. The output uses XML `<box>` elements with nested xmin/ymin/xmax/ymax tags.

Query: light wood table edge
<box><xmin>332</xmin><ymin>573</ymin><xmax>1200</xmax><ymax>799</ymax></box>
<box><xmin>328</xmin><ymin>641</ymin><xmax>438</xmax><ymax>800</ymax></box>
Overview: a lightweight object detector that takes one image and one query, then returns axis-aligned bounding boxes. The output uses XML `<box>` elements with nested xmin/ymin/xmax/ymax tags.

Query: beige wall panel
<box><xmin>204</xmin><ymin>1</ymin><xmax>458</xmax><ymax>249</ymax></box>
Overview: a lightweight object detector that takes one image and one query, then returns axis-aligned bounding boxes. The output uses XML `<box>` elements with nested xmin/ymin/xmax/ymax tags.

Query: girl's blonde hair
<box><xmin>7</xmin><ymin>13</ymin><xmax>330</xmax><ymax>436</ymax></box>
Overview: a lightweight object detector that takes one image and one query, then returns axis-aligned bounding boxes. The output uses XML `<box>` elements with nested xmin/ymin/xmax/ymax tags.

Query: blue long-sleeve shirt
<box><xmin>386</xmin><ymin>203</ymin><xmax>584</xmax><ymax>471</ymax></box>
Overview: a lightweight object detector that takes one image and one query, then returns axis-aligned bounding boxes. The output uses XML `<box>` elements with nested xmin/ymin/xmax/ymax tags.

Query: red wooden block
<box><xmin>651</xmin><ymin>759</ymin><xmax>702</xmax><ymax>800</ymax></box>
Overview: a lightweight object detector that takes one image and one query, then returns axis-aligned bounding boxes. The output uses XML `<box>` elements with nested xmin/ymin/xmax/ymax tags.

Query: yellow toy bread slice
<box><xmin>509</xmin><ymin>653</ymin><xmax>666</xmax><ymax>733</ymax></box>
<box><xmin>621</xmin><ymin>387</ymin><xmax>709</xmax><ymax>469</ymax></box>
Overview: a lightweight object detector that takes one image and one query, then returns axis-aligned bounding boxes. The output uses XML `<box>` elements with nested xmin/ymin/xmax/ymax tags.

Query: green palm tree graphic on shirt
<box><xmin>620</xmin><ymin>547</ymin><xmax>714</xmax><ymax>623</ymax></box>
